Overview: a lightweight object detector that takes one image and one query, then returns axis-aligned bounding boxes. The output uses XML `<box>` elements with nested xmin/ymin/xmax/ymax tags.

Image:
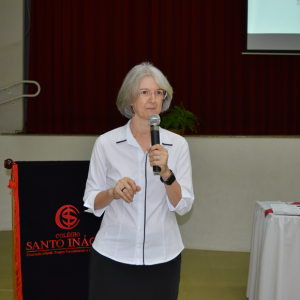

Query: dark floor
<box><xmin>0</xmin><ymin>230</ymin><xmax>249</xmax><ymax>300</ymax></box>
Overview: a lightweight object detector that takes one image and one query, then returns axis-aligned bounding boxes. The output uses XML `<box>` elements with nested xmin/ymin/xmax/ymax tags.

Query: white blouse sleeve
<box><xmin>83</xmin><ymin>136</ymin><xmax>108</xmax><ymax>217</ymax></box>
<box><xmin>166</xmin><ymin>140</ymin><xmax>194</xmax><ymax>216</ymax></box>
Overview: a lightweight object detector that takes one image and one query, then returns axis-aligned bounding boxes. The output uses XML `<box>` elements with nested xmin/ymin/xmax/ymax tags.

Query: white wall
<box><xmin>180</xmin><ymin>137</ymin><xmax>300</xmax><ymax>251</ymax></box>
<box><xmin>0</xmin><ymin>0</ymin><xmax>24</xmax><ymax>133</ymax></box>
<box><xmin>1</xmin><ymin>135</ymin><xmax>299</xmax><ymax>252</ymax></box>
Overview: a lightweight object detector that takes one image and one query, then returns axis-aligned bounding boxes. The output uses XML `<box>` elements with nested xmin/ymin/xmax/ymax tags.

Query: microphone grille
<box><xmin>148</xmin><ymin>114</ymin><xmax>161</xmax><ymax>126</ymax></box>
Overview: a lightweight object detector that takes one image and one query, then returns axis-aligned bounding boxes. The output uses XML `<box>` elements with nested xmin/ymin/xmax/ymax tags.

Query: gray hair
<box><xmin>116</xmin><ymin>62</ymin><xmax>173</xmax><ymax>118</ymax></box>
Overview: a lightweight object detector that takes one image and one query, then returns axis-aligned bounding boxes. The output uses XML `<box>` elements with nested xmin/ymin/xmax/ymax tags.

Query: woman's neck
<box><xmin>130</xmin><ymin>116</ymin><xmax>151</xmax><ymax>152</ymax></box>
<box><xmin>130</xmin><ymin>116</ymin><xmax>150</xmax><ymax>139</ymax></box>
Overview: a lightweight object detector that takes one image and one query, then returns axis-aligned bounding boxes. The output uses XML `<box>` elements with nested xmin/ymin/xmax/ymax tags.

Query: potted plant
<box><xmin>160</xmin><ymin>102</ymin><xmax>204</xmax><ymax>135</ymax></box>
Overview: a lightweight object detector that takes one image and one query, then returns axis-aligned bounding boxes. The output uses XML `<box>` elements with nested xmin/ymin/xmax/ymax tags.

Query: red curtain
<box><xmin>28</xmin><ymin>0</ymin><xmax>300</xmax><ymax>135</ymax></box>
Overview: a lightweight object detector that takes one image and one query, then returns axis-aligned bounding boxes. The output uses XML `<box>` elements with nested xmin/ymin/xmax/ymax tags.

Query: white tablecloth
<box><xmin>247</xmin><ymin>201</ymin><xmax>300</xmax><ymax>300</ymax></box>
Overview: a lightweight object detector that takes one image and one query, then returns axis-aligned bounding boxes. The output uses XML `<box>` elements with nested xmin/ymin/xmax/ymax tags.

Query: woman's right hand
<box><xmin>112</xmin><ymin>177</ymin><xmax>141</xmax><ymax>203</ymax></box>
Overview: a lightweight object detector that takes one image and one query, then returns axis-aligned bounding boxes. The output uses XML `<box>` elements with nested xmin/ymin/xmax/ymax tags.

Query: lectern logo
<box><xmin>25</xmin><ymin>204</ymin><xmax>93</xmax><ymax>257</ymax></box>
<box><xmin>55</xmin><ymin>205</ymin><xmax>80</xmax><ymax>230</ymax></box>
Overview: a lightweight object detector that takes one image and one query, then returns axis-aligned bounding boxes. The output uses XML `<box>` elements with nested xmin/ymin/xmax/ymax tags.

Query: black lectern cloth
<box><xmin>16</xmin><ymin>161</ymin><xmax>101</xmax><ymax>300</ymax></box>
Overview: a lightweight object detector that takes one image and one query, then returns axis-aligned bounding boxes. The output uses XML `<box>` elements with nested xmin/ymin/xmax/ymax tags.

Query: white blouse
<box><xmin>83</xmin><ymin>119</ymin><xmax>194</xmax><ymax>265</ymax></box>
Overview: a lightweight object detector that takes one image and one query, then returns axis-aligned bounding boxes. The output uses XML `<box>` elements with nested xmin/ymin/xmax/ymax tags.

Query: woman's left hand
<box><xmin>147</xmin><ymin>144</ymin><xmax>171</xmax><ymax>178</ymax></box>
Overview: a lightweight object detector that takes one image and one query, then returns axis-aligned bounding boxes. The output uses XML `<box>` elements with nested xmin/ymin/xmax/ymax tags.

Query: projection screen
<box><xmin>247</xmin><ymin>0</ymin><xmax>300</xmax><ymax>52</ymax></box>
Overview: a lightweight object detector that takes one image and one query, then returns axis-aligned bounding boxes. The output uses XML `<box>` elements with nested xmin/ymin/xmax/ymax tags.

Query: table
<box><xmin>247</xmin><ymin>201</ymin><xmax>300</xmax><ymax>300</ymax></box>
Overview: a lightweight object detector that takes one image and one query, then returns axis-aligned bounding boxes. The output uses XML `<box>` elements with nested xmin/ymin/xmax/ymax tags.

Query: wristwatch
<box><xmin>160</xmin><ymin>170</ymin><xmax>176</xmax><ymax>185</ymax></box>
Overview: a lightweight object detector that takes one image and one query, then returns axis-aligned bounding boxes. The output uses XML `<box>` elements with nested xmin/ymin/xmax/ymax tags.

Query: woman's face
<box><xmin>131</xmin><ymin>76</ymin><xmax>163</xmax><ymax>122</ymax></box>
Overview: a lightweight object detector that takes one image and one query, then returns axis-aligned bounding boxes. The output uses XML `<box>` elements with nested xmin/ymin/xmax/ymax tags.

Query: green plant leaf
<box><xmin>160</xmin><ymin>102</ymin><xmax>204</xmax><ymax>133</ymax></box>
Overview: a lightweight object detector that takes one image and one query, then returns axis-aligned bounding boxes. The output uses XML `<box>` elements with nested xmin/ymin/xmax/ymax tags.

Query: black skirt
<box><xmin>89</xmin><ymin>247</ymin><xmax>181</xmax><ymax>300</ymax></box>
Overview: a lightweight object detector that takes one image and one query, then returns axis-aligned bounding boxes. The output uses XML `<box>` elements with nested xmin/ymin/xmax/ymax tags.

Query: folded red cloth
<box><xmin>265</xmin><ymin>208</ymin><xmax>273</xmax><ymax>217</ymax></box>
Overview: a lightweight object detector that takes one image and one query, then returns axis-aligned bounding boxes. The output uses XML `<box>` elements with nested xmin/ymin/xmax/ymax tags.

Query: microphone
<box><xmin>148</xmin><ymin>114</ymin><xmax>161</xmax><ymax>175</ymax></box>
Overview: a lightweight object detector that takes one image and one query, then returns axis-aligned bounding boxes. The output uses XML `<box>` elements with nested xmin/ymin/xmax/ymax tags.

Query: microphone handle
<box><xmin>150</xmin><ymin>125</ymin><xmax>161</xmax><ymax>175</ymax></box>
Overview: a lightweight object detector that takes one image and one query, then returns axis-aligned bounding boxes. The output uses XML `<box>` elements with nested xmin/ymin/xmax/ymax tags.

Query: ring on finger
<box><xmin>157</xmin><ymin>156</ymin><xmax>159</xmax><ymax>161</ymax></box>
<box><xmin>121</xmin><ymin>187</ymin><xmax>126</xmax><ymax>192</ymax></box>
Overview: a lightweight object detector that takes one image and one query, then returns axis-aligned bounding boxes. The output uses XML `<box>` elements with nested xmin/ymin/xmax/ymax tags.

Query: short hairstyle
<box><xmin>116</xmin><ymin>62</ymin><xmax>173</xmax><ymax>119</ymax></box>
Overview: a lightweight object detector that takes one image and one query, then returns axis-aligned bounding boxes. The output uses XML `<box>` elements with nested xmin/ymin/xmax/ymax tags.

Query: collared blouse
<box><xmin>83</xmin><ymin>119</ymin><xmax>194</xmax><ymax>265</ymax></box>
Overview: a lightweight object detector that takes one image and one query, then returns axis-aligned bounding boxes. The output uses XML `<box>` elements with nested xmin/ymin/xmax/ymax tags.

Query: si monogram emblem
<box><xmin>55</xmin><ymin>205</ymin><xmax>80</xmax><ymax>230</ymax></box>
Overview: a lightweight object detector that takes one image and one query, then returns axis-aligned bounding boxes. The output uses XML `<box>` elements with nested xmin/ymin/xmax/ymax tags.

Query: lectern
<box><xmin>5</xmin><ymin>160</ymin><xmax>101</xmax><ymax>300</ymax></box>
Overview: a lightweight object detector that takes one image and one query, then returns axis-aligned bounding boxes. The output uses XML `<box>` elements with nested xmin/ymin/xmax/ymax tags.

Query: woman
<box><xmin>83</xmin><ymin>62</ymin><xmax>194</xmax><ymax>300</ymax></box>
